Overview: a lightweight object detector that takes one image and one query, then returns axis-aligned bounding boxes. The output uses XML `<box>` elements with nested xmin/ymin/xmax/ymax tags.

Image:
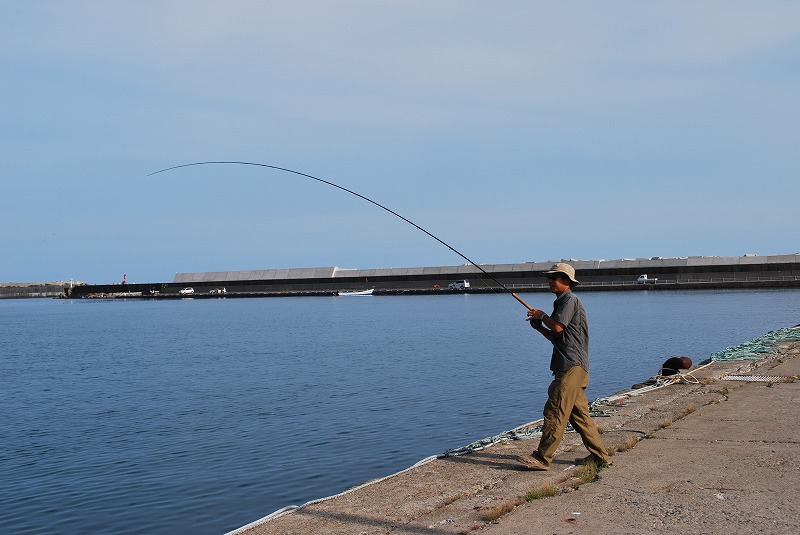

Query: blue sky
<box><xmin>2</xmin><ymin>1</ymin><xmax>798</xmax><ymax>284</ymax></box>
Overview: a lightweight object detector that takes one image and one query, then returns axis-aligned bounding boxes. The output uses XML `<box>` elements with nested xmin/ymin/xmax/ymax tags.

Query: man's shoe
<box><xmin>514</xmin><ymin>455</ymin><xmax>549</xmax><ymax>471</ymax></box>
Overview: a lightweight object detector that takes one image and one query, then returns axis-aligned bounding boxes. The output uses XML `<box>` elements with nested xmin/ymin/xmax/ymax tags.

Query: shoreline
<box><xmin>228</xmin><ymin>327</ymin><xmax>800</xmax><ymax>534</ymax></box>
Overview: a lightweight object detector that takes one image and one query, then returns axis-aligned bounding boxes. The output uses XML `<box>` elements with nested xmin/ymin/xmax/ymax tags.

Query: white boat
<box><xmin>337</xmin><ymin>289</ymin><xmax>374</xmax><ymax>296</ymax></box>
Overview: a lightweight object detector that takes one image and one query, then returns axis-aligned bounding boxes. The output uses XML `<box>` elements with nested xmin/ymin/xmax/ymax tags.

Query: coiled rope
<box><xmin>595</xmin><ymin>326</ymin><xmax>800</xmax><ymax>406</ymax></box>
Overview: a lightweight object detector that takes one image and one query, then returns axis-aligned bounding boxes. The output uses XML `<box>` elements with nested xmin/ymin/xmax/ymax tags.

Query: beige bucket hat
<box><xmin>544</xmin><ymin>262</ymin><xmax>580</xmax><ymax>284</ymax></box>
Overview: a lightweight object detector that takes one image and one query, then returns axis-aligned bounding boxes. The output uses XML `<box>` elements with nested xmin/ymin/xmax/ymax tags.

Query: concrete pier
<box><xmin>228</xmin><ymin>330</ymin><xmax>800</xmax><ymax>534</ymax></box>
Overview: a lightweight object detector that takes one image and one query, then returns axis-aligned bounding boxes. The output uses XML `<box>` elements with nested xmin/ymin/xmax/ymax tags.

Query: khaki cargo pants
<box><xmin>535</xmin><ymin>365</ymin><xmax>609</xmax><ymax>465</ymax></box>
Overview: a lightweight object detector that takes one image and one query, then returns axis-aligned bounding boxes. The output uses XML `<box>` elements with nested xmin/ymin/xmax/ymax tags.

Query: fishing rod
<box><xmin>148</xmin><ymin>161</ymin><xmax>533</xmax><ymax>310</ymax></box>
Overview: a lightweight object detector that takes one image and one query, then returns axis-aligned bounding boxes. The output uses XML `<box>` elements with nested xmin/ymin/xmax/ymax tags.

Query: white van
<box><xmin>448</xmin><ymin>280</ymin><xmax>470</xmax><ymax>290</ymax></box>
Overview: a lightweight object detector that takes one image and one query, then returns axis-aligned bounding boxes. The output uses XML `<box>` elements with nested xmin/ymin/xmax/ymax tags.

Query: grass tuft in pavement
<box><xmin>524</xmin><ymin>482</ymin><xmax>560</xmax><ymax>501</ymax></box>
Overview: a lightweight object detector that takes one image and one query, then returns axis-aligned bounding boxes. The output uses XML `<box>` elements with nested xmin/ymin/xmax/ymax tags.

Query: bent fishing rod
<box><xmin>148</xmin><ymin>161</ymin><xmax>533</xmax><ymax>310</ymax></box>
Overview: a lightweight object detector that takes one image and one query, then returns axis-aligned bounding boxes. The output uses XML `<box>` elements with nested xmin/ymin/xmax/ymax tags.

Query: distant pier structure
<box><xmin>67</xmin><ymin>253</ymin><xmax>800</xmax><ymax>298</ymax></box>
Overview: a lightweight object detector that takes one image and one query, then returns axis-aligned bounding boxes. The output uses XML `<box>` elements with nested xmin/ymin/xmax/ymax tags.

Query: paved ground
<box><xmin>232</xmin><ymin>334</ymin><xmax>799</xmax><ymax>535</ymax></box>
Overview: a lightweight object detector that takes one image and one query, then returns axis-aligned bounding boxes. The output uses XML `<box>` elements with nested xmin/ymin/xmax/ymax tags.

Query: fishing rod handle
<box><xmin>512</xmin><ymin>293</ymin><xmax>533</xmax><ymax>310</ymax></box>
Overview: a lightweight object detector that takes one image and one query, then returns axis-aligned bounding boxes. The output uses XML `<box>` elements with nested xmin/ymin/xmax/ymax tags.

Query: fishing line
<box><xmin>1</xmin><ymin>233</ymin><xmax>57</xmax><ymax>270</ymax></box>
<box><xmin>148</xmin><ymin>161</ymin><xmax>533</xmax><ymax>310</ymax></box>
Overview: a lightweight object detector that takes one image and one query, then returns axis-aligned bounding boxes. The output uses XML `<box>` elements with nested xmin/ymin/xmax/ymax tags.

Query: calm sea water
<box><xmin>2</xmin><ymin>289</ymin><xmax>798</xmax><ymax>534</ymax></box>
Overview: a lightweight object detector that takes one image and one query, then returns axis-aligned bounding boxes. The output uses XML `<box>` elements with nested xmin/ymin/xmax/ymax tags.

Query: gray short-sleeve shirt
<box><xmin>549</xmin><ymin>290</ymin><xmax>590</xmax><ymax>373</ymax></box>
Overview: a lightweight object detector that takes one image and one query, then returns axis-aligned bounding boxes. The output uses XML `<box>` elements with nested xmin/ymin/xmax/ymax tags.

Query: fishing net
<box><xmin>441</xmin><ymin>422</ymin><xmax>545</xmax><ymax>457</ymax></box>
<box><xmin>710</xmin><ymin>326</ymin><xmax>800</xmax><ymax>361</ymax></box>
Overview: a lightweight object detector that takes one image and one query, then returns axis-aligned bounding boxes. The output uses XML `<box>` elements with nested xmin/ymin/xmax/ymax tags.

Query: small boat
<box><xmin>337</xmin><ymin>289</ymin><xmax>374</xmax><ymax>296</ymax></box>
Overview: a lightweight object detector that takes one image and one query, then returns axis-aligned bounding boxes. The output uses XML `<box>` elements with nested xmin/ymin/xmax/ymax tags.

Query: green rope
<box><xmin>710</xmin><ymin>326</ymin><xmax>800</xmax><ymax>361</ymax></box>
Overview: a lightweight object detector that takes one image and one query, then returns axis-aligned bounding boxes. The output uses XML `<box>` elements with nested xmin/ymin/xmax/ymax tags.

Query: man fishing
<box><xmin>517</xmin><ymin>262</ymin><xmax>612</xmax><ymax>470</ymax></box>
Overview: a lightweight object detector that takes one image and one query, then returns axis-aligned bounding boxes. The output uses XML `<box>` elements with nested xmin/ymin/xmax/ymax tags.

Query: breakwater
<box><xmin>67</xmin><ymin>253</ymin><xmax>800</xmax><ymax>298</ymax></box>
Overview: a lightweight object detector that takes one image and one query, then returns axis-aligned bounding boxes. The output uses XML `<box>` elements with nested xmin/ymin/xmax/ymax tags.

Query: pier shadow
<box><xmin>441</xmin><ymin>451</ymin><xmax>575</xmax><ymax>471</ymax></box>
<box><xmin>439</xmin><ymin>451</ymin><xmax>523</xmax><ymax>471</ymax></box>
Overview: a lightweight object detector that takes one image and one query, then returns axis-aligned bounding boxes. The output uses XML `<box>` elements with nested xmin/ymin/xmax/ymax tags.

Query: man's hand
<box><xmin>527</xmin><ymin>308</ymin><xmax>545</xmax><ymax>329</ymax></box>
<box><xmin>527</xmin><ymin>308</ymin><xmax>546</xmax><ymax>321</ymax></box>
